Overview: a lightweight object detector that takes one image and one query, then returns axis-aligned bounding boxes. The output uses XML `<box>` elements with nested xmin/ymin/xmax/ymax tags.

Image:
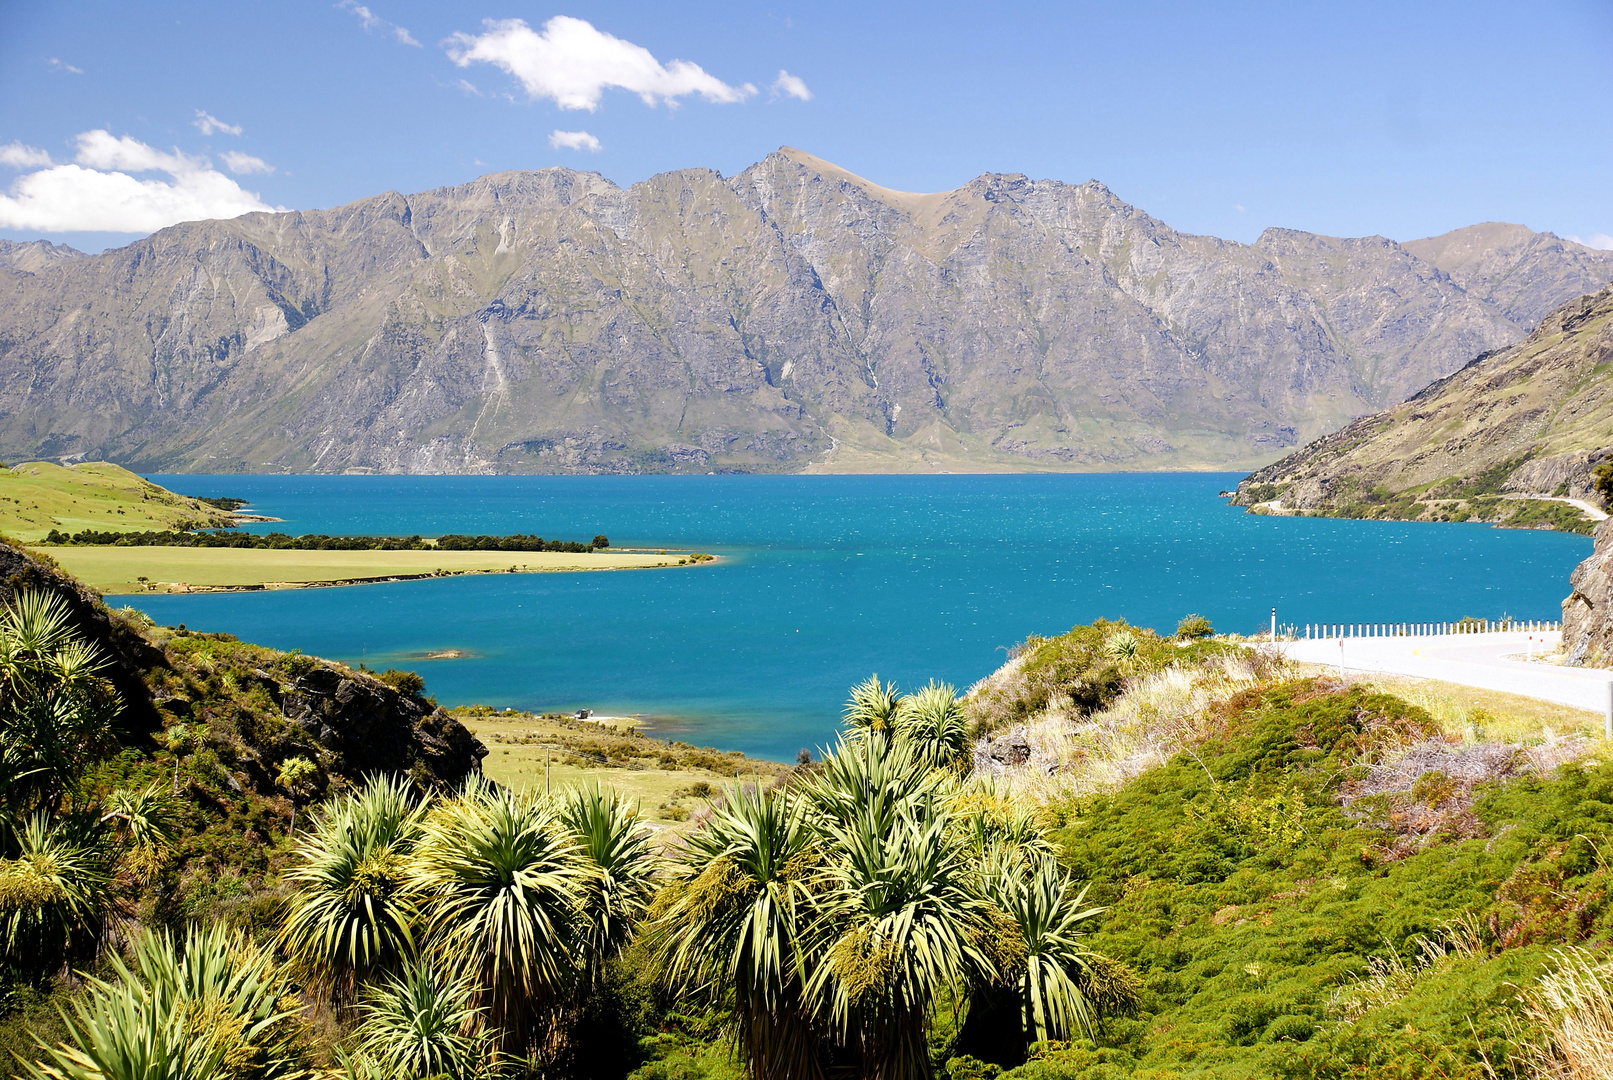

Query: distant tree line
<box><xmin>42</xmin><ymin>528</ymin><xmax>609</xmax><ymax>552</ymax></box>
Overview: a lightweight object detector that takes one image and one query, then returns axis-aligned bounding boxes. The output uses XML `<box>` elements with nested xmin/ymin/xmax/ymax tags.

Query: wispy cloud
<box><xmin>220</xmin><ymin>150</ymin><xmax>273</xmax><ymax>175</ymax></box>
<box><xmin>337</xmin><ymin>1</ymin><xmax>420</xmax><ymax>47</ymax></box>
<box><xmin>0</xmin><ymin>143</ymin><xmax>53</xmax><ymax>169</ymax></box>
<box><xmin>445</xmin><ymin>16</ymin><xmax>756</xmax><ymax>111</ymax></box>
<box><xmin>0</xmin><ymin>130</ymin><xmax>276</xmax><ymax>233</ymax></box>
<box><xmin>1569</xmin><ymin>233</ymin><xmax>1613</xmax><ymax>251</ymax></box>
<box><xmin>193</xmin><ymin>110</ymin><xmax>243</xmax><ymax>137</ymax></box>
<box><xmin>47</xmin><ymin>58</ymin><xmax>83</xmax><ymax>75</ymax></box>
<box><xmin>770</xmin><ymin>70</ymin><xmax>811</xmax><ymax>101</ymax></box>
<box><xmin>549</xmin><ymin>129</ymin><xmax>602</xmax><ymax>152</ymax></box>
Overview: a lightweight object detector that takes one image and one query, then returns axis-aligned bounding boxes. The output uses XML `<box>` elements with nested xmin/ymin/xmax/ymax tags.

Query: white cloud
<box><xmin>193</xmin><ymin>110</ymin><xmax>243</xmax><ymax>137</ymax></box>
<box><xmin>549</xmin><ymin>129</ymin><xmax>602</xmax><ymax>152</ymax></box>
<box><xmin>338</xmin><ymin>1</ymin><xmax>418</xmax><ymax>47</ymax></box>
<box><xmin>0</xmin><ymin>130</ymin><xmax>276</xmax><ymax>233</ymax></box>
<box><xmin>47</xmin><ymin>58</ymin><xmax>83</xmax><ymax>75</ymax></box>
<box><xmin>220</xmin><ymin>150</ymin><xmax>274</xmax><ymax>174</ymax></box>
<box><xmin>1569</xmin><ymin>233</ymin><xmax>1613</xmax><ymax>251</ymax></box>
<box><xmin>770</xmin><ymin>70</ymin><xmax>811</xmax><ymax>101</ymax></box>
<box><xmin>339</xmin><ymin>0</ymin><xmax>380</xmax><ymax>29</ymax></box>
<box><xmin>446</xmin><ymin>16</ymin><xmax>756</xmax><ymax>111</ymax></box>
<box><xmin>0</xmin><ymin>143</ymin><xmax>53</xmax><ymax>169</ymax></box>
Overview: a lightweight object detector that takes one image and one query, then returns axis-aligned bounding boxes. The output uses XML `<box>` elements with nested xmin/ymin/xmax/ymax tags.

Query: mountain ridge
<box><xmin>2</xmin><ymin>149</ymin><xmax>1610</xmax><ymax>474</ymax></box>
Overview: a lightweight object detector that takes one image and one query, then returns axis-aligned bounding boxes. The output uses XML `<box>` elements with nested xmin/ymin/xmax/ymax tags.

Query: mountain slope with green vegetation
<box><xmin>1232</xmin><ymin>284</ymin><xmax>1613</xmax><ymax>533</ymax></box>
<box><xmin>3</xmin><ymin>151</ymin><xmax>1609</xmax><ymax>475</ymax></box>
<box><xmin>0</xmin><ymin>461</ymin><xmax>239</xmax><ymax>541</ymax></box>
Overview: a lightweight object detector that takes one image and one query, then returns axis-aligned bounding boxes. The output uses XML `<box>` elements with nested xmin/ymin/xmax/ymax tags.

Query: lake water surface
<box><xmin>125</xmin><ymin>473</ymin><xmax>1591</xmax><ymax>761</ymax></box>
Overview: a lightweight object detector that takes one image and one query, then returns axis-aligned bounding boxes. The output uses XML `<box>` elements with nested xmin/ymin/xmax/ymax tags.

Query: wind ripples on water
<box><xmin>127</xmin><ymin>473</ymin><xmax>1590</xmax><ymax>760</ymax></box>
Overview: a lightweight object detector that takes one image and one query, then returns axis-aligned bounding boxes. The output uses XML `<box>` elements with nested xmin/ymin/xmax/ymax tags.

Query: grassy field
<box><xmin>457</xmin><ymin>710</ymin><xmax>791</xmax><ymax>829</ymax></box>
<box><xmin>45</xmin><ymin>545</ymin><xmax>690</xmax><ymax>593</ymax></box>
<box><xmin>0</xmin><ymin>461</ymin><xmax>239</xmax><ymax>540</ymax></box>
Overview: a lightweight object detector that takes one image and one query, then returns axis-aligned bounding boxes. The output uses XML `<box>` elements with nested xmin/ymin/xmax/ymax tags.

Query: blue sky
<box><xmin>1</xmin><ymin>0</ymin><xmax>1609</xmax><ymax>253</ymax></box>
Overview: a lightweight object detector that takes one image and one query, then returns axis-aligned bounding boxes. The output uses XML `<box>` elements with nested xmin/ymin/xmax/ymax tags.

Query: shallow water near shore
<box><xmin>124</xmin><ymin>473</ymin><xmax>1590</xmax><ymax>761</ymax></box>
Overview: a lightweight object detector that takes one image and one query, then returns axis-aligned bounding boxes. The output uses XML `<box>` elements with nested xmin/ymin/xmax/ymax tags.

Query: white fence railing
<box><xmin>1305</xmin><ymin>620</ymin><xmax>1560</xmax><ymax>641</ymax></box>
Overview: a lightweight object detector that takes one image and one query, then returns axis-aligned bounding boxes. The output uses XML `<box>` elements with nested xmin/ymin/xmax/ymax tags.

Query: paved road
<box><xmin>1280</xmin><ymin>631</ymin><xmax>1613</xmax><ymax>715</ymax></box>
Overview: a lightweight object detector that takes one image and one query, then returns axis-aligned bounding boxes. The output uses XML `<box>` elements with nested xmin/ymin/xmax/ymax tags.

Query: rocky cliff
<box><xmin>1232</xmin><ymin>285</ymin><xmax>1613</xmax><ymax>532</ymax></box>
<box><xmin>1564</xmin><ymin>515</ymin><xmax>1613</xmax><ymax>667</ymax></box>
<box><xmin>2</xmin><ymin>148</ymin><xmax>1610</xmax><ymax>474</ymax></box>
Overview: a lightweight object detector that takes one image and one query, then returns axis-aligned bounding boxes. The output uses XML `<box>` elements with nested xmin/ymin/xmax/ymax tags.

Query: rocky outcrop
<box><xmin>1564</xmin><ymin>515</ymin><xmax>1613</xmax><ymax>666</ymax></box>
<box><xmin>0</xmin><ymin>537</ymin><xmax>485</xmax><ymax>788</ymax></box>
<box><xmin>282</xmin><ymin>666</ymin><xmax>486</xmax><ymax>785</ymax></box>
<box><xmin>2</xmin><ymin>150</ymin><xmax>1609</xmax><ymax>475</ymax></box>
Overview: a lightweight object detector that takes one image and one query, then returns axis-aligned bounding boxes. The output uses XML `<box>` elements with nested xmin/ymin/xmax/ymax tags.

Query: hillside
<box><xmin>1</xmin><ymin>149</ymin><xmax>1609</xmax><ymax>474</ymax></box>
<box><xmin>5</xmin><ymin>541</ymin><xmax>1613</xmax><ymax>1077</ymax></box>
<box><xmin>0</xmin><ymin>460</ymin><xmax>240</xmax><ymax>540</ymax></box>
<box><xmin>1232</xmin><ymin>285</ymin><xmax>1613</xmax><ymax>531</ymax></box>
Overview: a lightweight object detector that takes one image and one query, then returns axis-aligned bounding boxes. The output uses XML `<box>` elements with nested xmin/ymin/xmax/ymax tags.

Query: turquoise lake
<box><xmin>126</xmin><ymin>473</ymin><xmax>1591</xmax><ymax>761</ymax></box>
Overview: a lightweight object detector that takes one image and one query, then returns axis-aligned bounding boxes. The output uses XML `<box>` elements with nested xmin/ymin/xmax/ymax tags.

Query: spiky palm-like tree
<box><xmin>843</xmin><ymin>675</ymin><xmax>904</xmax><ymax>742</ymax></box>
<box><xmin>892</xmin><ymin>681</ymin><xmax>969</xmax><ymax>774</ymax></box>
<box><xmin>807</xmin><ymin>751</ymin><xmax>1011</xmax><ymax>1080</ymax></box>
<box><xmin>413</xmin><ymin>780</ymin><xmax>586</xmax><ymax>1059</ymax></box>
<box><xmin>0</xmin><ymin>812</ymin><xmax>111</xmax><ymax>967</ymax></box>
<box><xmin>955</xmin><ymin>853</ymin><xmax>1128</xmax><ymax>1064</ymax></box>
<box><xmin>557</xmin><ymin>780</ymin><xmax>658</xmax><ymax>986</ymax></box>
<box><xmin>280</xmin><ymin>775</ymin><xmax>427</xmax><ymax>1002</ymax></box>
<box><xmin>650</xmin><ymin>783</ymin><xmax>828</xmax><ymax>1080</ymax></box>
<box><xmin>0</xmin><ymin>590</ymin><xmax>119</xmax><ymax>820</ymax></box>
<box><xmin>804</xmin><ymin>734</ymin><xmax>940</xmax><ymax>836</ymax></box>
<box><xmin>22</xmin><ymin>924</ymin><xmax>309</xmax><ymax>1080</ymax></box>
<box><xmin>346</xmin><ymin>958</ymin><xmax>493</xmax><ymax>1080</ymax></box>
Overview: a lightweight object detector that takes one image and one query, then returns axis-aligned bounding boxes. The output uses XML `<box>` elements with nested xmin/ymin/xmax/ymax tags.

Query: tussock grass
<box><xmin>971</xmin><ymin>648</ymin><xmax>1294</xmax><ymax>801</ymax></box>
<box><xmin>1517</xmin><ymin>949</ymin><xmax>1613</xmax><ymax>1080</ymax></box>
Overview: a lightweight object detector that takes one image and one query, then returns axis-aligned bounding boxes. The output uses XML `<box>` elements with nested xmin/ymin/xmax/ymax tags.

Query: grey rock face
<box><xmin>1</xmin><ymin>150</ymin><xmax>1609</xmax><ymax>474</ymax></box>
<box><xmin>1564</xmin><ymin>515</ymin><xmax>1613</xmax><ymax>667</ymax></box>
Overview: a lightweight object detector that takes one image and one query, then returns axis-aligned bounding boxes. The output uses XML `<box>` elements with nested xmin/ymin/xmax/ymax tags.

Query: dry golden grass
<box><xmin>1346</xmin><ymin>670</ymin><xmax>1606</xmax><ymax>745</ymax></box>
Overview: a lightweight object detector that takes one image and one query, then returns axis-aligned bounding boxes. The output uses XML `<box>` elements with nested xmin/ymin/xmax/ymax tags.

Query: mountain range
<box><xmin>2</xmin><ymin>148</ymin><xmax>1611</xmax><ymax>474</ymax></box>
